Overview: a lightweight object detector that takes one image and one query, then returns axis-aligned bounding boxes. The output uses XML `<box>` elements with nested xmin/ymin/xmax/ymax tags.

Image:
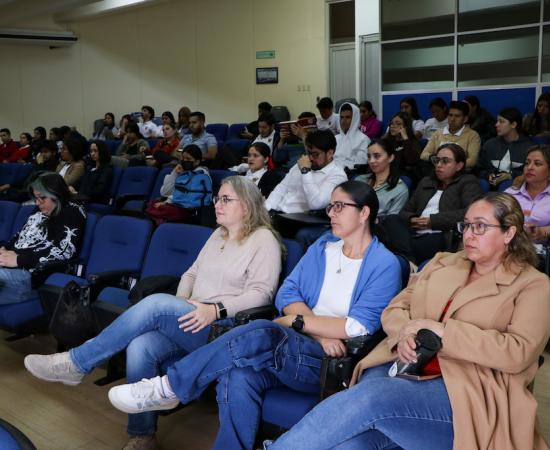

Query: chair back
<box><xmin>84</xmin><ymin>215</ymin><xmax>152</xmax><ymax>277</ymax></box>
<box><xmin>282</xmin><ymin>239</ymin><xmax>303</xmax><ymax>279</ymax></box>
<box><xmin>11</xmin><ymin>205</ymin><xmax>36</xmax><ymax>235</ymax></box>
<box><xmin>116</xmin><ymin>166</ymin><xmax>157</xmax><ymax>199</ymax></box>
<box><xmin>227</xmin><ymin>123</ymin><xmax>248</xmax><ymax>140</ymax></box>
<box><xmin>141</xmin><ymin>223</ymin><xmax>213</xmax><ymax>278</ymax></box>
<box><xmin>0</xmin><ymin>201</ymin><xmax>20</xmax><ymax>243</ymax></box>
<box><xmin>206</xmin><ymin>123</ymin><xmax>229</xmax><ymax>144</ymax></box>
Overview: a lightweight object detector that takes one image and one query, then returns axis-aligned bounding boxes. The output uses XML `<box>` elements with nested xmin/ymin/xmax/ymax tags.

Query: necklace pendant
<box><xmin>336</xmin><ymin>268</ymin><xmax>341</xmax><ymax>274</ymax></box>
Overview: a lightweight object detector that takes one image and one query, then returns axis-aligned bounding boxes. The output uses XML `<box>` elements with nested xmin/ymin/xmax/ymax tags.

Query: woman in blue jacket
<box><xmin>112</xmin><ymin>180</ymin><xmax>402</xmax><ymax>450</ymax></box>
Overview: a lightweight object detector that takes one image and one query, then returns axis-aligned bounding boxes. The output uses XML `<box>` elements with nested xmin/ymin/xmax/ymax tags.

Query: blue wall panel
<box><xmin>457</xmin><ymin>88</ymin><xmax>536</xmax><ymax>118</ymax></box>
<box><xmin>381</xmin><ymin>92</ymin><xmax>453</xmax><ymax>128</ymax></box>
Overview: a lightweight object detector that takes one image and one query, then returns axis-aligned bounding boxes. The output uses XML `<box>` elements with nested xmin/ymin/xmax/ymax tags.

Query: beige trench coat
<box><xmin>351</xmin><ymin>251</ymin><xmax>550</xmax><ymax>450</ymax></box>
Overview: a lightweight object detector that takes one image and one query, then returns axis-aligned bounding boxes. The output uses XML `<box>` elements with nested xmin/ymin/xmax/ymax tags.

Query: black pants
<box><xmin>381</xmin><ymin>215</ymin><xmax>449</xmax><ymax>264</ymax></box>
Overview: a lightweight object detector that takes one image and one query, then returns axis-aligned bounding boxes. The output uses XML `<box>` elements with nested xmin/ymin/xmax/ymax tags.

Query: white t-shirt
<box><xmin>423</xmin><ymin>118</ymin><xmax>448</xmax><ymax>139</ymax></box>
<box><xmin>317</xmin><ymin>113</ymin><xmax>340</xmax><ymax>135</ymax></box>
<box><xmin>252</xmin><ymin>129</ymin><xmax>277</xmax><ymax>152</ymax></box>
<box><xmin>417</xmin><ymin>190</ymin><xmax>443</xmax><ymax>235</ymax></box>
<box><xmin>314</xmin><ymin>240</ymin><xmax>368</xmax><ymax>337</ymax></box>
<box><xmin>58</xmin><ymin>163</ymin><xmax>70</xmax><ymax>178</ymax></box>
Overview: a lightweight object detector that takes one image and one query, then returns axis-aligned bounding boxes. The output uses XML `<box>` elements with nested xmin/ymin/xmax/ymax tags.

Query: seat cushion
<box><xmin>96</xmin><ymin>287</ymin><xmax>131</xmax><ymax>309</ymax></box>
<box><xmin>0</xmin><ymin>295</ymin><xmax>43</xmax><ymax>328</ymax></box>
<box><xmin>44</xmin><ymin>273</ymin><xmax>89</xmax><ymax>288</ymax></box>
<box><xmin>262</xmin><ymin>387</ymin><xmax>320</xmax><ymax>430</ymax></box>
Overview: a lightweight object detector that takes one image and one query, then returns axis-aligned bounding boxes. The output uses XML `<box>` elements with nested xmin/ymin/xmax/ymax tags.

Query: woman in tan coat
<box><xmin>266</xmin><ymin>191</ymin><xmax>550</xmax><ymax>450</ymax></box>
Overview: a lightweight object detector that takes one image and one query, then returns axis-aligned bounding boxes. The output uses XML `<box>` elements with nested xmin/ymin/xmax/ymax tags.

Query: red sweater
<box><xmin>0</xmin><ymin>140</ymin><xmax>18</xmax><ymax>162</ymax></box>
<box><xmin>8</xmin><ymin>145</ymin><xmax>30</xmax><ymax>162</ymax></box>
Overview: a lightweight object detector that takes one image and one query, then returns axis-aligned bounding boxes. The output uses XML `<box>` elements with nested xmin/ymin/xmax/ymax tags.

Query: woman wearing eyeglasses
<box><xmin>505</xmin><ymin>145</ymin><xmax>550</xmax><ymax>244</ymax></box>
<box><xmin>0</xmin><ymin>173</ymin><xmax>86</xmax><ymax>305</ymax></box>
<box><xmin>96</xmin><ymin>181</ymin><xmax>402</xmax><ymax>450</ymax></box>
<box><xmin>263</xmin><ymin>191</ymin><xmax>550</xmax><ymax>450</ymax></box>
<box><xmin>25</xmin><ymin>176</ymin><xmax>283</xmax><ymax>450</ymax></box>
<box><xmin>384</xmin><ymin>143</ymin><xmax>483</xmax><ymax>264</ymax></box>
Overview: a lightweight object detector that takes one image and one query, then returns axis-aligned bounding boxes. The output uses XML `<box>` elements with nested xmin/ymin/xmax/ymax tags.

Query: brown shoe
<box><xmin>122</xmin><ymin>435</ymin><xmax>158</xmax><ymax>450</ymax></box>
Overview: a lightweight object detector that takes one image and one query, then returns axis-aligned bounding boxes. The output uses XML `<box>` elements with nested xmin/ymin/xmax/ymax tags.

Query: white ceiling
<box><xmin>0</xmin><ymin>0</ymin><xmax>164</xmax><ymax>27</ymax></box>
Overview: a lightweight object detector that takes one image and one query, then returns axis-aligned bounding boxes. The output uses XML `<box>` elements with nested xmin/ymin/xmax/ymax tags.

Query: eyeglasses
<box><xmin>457</xmin><ymin>222</ymin><xmax>503</xmax><ymax>235</ymax></box>
<box><xmin>213</xmin><ymin>195</ymin><xmax>239</xmax><ymax>205</ymax></box>
<box><xmin>430</xmin><ymin>156</ymin><xmax>454</xmax><ymax>166</ymax></box>
<box><xmin>33</xmin><ymin>195</ymin><xmax>48</xmax><ymax>203</ymax></box>
<box><xmin>326</xmin><ymin>201</ymin><xmax>361</xmax><ymax>215</ymax></box>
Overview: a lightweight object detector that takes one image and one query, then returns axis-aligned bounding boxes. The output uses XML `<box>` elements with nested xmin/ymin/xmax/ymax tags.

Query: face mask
<box><xmin>182</xmin><ymin>160</ymin><xmax>195</xmax><ymax>171</ymax></box>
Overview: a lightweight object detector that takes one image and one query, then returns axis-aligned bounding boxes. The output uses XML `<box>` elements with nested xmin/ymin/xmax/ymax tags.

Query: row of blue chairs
<box><xmin>98</xmin><ymin>123</ymin><xmax>251</xmax><ymax>156</ymax></box>
<box><xmin>0</xmin><ymin>163</ymin><xmax>237</xmax><ymax>216</ymax></box>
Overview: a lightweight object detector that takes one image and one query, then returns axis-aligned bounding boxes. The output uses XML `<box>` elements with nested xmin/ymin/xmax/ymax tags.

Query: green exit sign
<box><xmin>256</xmin><ymin>50</ymin><xmax>275</xmax><ymax>59</ymax></box>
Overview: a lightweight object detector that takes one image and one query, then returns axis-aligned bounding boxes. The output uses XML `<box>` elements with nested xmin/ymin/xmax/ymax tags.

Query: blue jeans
<box><xmin>165</xmin><ymin>320</ymin><xmax>326</xmax><ymax>450</ymax></box>
<box><xmin>0</xmin><ymin>267</ymin><xmax>35</xmax><ymax>305</ymax></box>
<box><xmin>70</xmin><ymin>293</ymin><xmax>221</xmax><ymax>436</ymax></box>
<box><xmin>266</xmin><ymin>363</ymin><xmax>454</xmax><ymax>450</ymax></box>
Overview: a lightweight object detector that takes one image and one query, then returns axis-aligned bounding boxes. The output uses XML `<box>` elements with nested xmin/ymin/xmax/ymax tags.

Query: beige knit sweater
<box><xmin>176</xmin><ymin>227</ymin><xmax>282</xmax><ymax>317</ymax></box>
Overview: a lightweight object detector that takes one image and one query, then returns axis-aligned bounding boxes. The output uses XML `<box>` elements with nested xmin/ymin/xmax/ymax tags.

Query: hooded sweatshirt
<box><xmin>477</xmin><ymin>135</ymin><xmax>533</xmax><ymax>180</ymax></box>
<box><xmin>334</xmin><ymin>103</ymin><xmax>370</xmax><ymax>169</ymax></box>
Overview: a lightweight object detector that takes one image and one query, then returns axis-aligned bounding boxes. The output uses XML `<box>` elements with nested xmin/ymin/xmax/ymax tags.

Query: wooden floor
<box><xmin>1</xmin><ymin>331</ymin><xmax>549</xmax><ymax>450</ymax></box>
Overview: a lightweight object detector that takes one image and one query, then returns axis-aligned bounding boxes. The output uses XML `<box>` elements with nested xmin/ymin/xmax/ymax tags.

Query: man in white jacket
<box><xmin>334</xmin><ymin>103</ymin><xmax>370</xmax><ymax>170</ymax></box>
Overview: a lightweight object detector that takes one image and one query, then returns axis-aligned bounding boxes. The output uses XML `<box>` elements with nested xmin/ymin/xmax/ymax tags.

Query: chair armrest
<box><xmin>320</xmin><ymin>330</ymin><xmax>386</xmax><ymax>399</ymax></box>
<box><xmin>208</xmin><ymin>305</ymin><xmax>278</xmax><ymax>343</ymax></box>
<box><xmin>87</xmin><ymin>270</ymin><xmax>139</xmax><ymax>299</ymax></box>
<box><xmin>115</xmin><ymin>193</ymin><xmax>147</xmax><ymax>210</ymax></box>
<box><xmin>234</xmin><ymin>305</ymin><xmax>278</xmax><ymax>326</ymax></box>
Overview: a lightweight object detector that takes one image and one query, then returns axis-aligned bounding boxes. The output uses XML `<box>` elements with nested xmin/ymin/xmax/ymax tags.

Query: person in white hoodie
<box><xmin>334</xmin><ymin>103</ymin><xmax>370</xmax><ymax>170</ymax></box>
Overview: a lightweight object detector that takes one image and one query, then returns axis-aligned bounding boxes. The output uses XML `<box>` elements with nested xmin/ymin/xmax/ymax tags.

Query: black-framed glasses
<box><xmin>457</xmin><ymin>222</ymin><xmax>503</xmax><ymax>235</ymax></box>
<box><xmin>326</xmin><ymin>201</ymin><xmax>361</xmax><ymax>215</ymax></box>
<box><xmin>33</xmin><ymin>195</ymin><xmax>48</xmax><ymax>203</ymax></box>
<box><xmin>430</xmin><ymin>156</ymin><xmax>454</xmax><ymax>166</ymax></box>
<box><xmin>213</xmin><ymin>195</ymin><xmax>239</xmax><ymax>205</ymax></box>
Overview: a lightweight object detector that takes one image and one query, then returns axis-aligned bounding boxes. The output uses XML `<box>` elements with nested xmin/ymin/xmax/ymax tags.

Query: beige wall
<box><xmin>0</xmin><ymin>0</ymin><xmax>328</xmax><ymax>137</ymax></box>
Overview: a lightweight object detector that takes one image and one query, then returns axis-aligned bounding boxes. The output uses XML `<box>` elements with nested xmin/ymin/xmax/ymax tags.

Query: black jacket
<box><xmin>7</xmin><ymin>202</ymin><xmax>86</xmax><ymax>285</ymax></box>
<box><xmin>78</xmin><ymin>164</ymin><xmax>114</xmax><ymax>203</ymax></box>
<box><xmin>399</xmin><ymin>173</ymin><xmax>483</xmax><ymax>231</ymax></box>
<box><xmin>257</xmin><ymin>170</ymin><xmax>284</xmax><ymax>198</ymax></box>
<box><xmin>477</xmin><ymin>135</ymin><xmax>532</xmax><ymax>180</ymax></box>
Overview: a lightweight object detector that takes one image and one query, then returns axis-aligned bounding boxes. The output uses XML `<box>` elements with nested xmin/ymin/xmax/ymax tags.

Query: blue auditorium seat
<box><xmin>257</xmin><ymin>252</ymin><xmax>409</xmax><ymax>438</ymax></box>
<box><xmin>122</xmin><ymin>166</ymin><xmax>172</xmax><ymax>213</ymax></box>
<box><xmin>227</xmin><ymin>123</ymin><xmax>248</xmax><ymax>140</ymax></box>
<box><xmin>11</xmin><ymin>205</ymin><xmax>35</xmax><ymax>235</ymax></box>
<box><xmin>206</xmin><ymin>123</ymin><xmax>229</xmax><ymax>144</ymax></box>
<box><xmin>39</xmin><ymin>215</ymin><xmax>153</xmax><ymax>316</ymax></box>
<box><xmin>209</xmin><ymin>170</ymin><xmax>237</xmax><ymax>194</ymax></box>
<box><xmin>0</xmin><ymin>418</ymin><xmax>36</xmax><ymax>450</ymax></box>
<box><xmin>0</xmin><ymin>213</ymin><xmax>99</xmax><ymax>331</ymax></box>
<box><xmin>0</xmin><ymin>201</ymin><xmax>20</xmax><ymax>244</ymax></box>
<box><xmin>400</xmin><ymin>175</ymin><xmax>413</xmax><ymax>192</ymax></box>
<box><xmin>94</xmin><ymin>223</ymin><xmax>213</xmax><ymax>313</ymax></box>
<box><xmin>87</xmin><ymin>166</ymin><xmax>156</xmax><ymax>215</ymax></box>
<box><xmin>479</xmin><ymin>178</ymin><xmax>490</xmax><ymax>193</ymax></box>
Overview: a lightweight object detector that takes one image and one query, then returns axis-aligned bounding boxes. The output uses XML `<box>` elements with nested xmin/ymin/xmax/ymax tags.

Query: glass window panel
<box><xmin>541</xmin><ymin>25</ymin><xmax>550</xmax><ymax>82</ymax></box>
<box><xmin>544</xmin><ymin>0</ymin><xmax>550</xmax><ymax>21</ymax></box>
<box><xmin>457</xmin><ymin>28</ymin><xmax>538</xmax><ymax>87</ymax></box>
<box><xmin>382</xmin><ymin>37</ymin><xmax>454</xmax><ymax>91</ymax></box>
<box><xmin>381</xmin><ymin>0</ymin><xmax>454</xmax><ymax>41</ymax></box>
<box><xmin>458</xmin><ymin>0</ymin><xmax>540</xmax><ymax>32</ymax></box>
<box><xmin>330</xmin><ymin>1</ymin><xmax>355</xmax><ymax>44</ymax></box>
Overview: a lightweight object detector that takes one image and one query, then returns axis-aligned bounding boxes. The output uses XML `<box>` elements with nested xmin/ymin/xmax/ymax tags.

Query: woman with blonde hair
<box><xmin>264</xmin><ymin>191</ymin><xmax>550</xmax><ymax>450</ymax></box>
<box><xmin>25</xmin><ymin>176</ymin><xmax>283</xmax><ymax>450</ymax></box>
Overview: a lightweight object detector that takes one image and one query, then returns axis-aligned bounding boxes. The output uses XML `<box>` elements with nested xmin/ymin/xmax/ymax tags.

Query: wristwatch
<box><xmin>291</xmin><ymin>314</ymin><xmax>305</xmax><ymax>332</ymax></box>
<box><xmin>300</xmin><ymin>167</ymin><xmax>311</xmax><ymax>174</ymax></box>
<box><xmin>216</xmin><ymin>302</ymin><xmax>227</xmax><ymax>319</ymax></box>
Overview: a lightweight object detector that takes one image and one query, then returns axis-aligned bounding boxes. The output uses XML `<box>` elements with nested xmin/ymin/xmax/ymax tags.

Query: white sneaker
<box><xmin>24</xmin><ymin>352</ymin><xmax>85</xmax><ymax>386</ymax></box>
<box><xmin>108</xmin><ymin>377</ymin><xmax>179</xmax><ymax>414</ymax></box>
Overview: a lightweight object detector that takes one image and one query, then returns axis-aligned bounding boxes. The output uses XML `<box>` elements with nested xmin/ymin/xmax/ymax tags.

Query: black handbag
<box><xmin>48</xmin><ymin>281</ymin><xmax>99</xmax><ymax>348</ymax></box>
<box><xmin>127</xmin><ymin>275</ymin><xmax>180</xmax><ymax>306</ymax></box>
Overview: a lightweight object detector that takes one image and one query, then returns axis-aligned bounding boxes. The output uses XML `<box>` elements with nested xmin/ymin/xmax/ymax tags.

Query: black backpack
<box><xmin>48</xmin><ymin>281</ymin><xmax>99</xmax><ymax>348</ymax></box>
